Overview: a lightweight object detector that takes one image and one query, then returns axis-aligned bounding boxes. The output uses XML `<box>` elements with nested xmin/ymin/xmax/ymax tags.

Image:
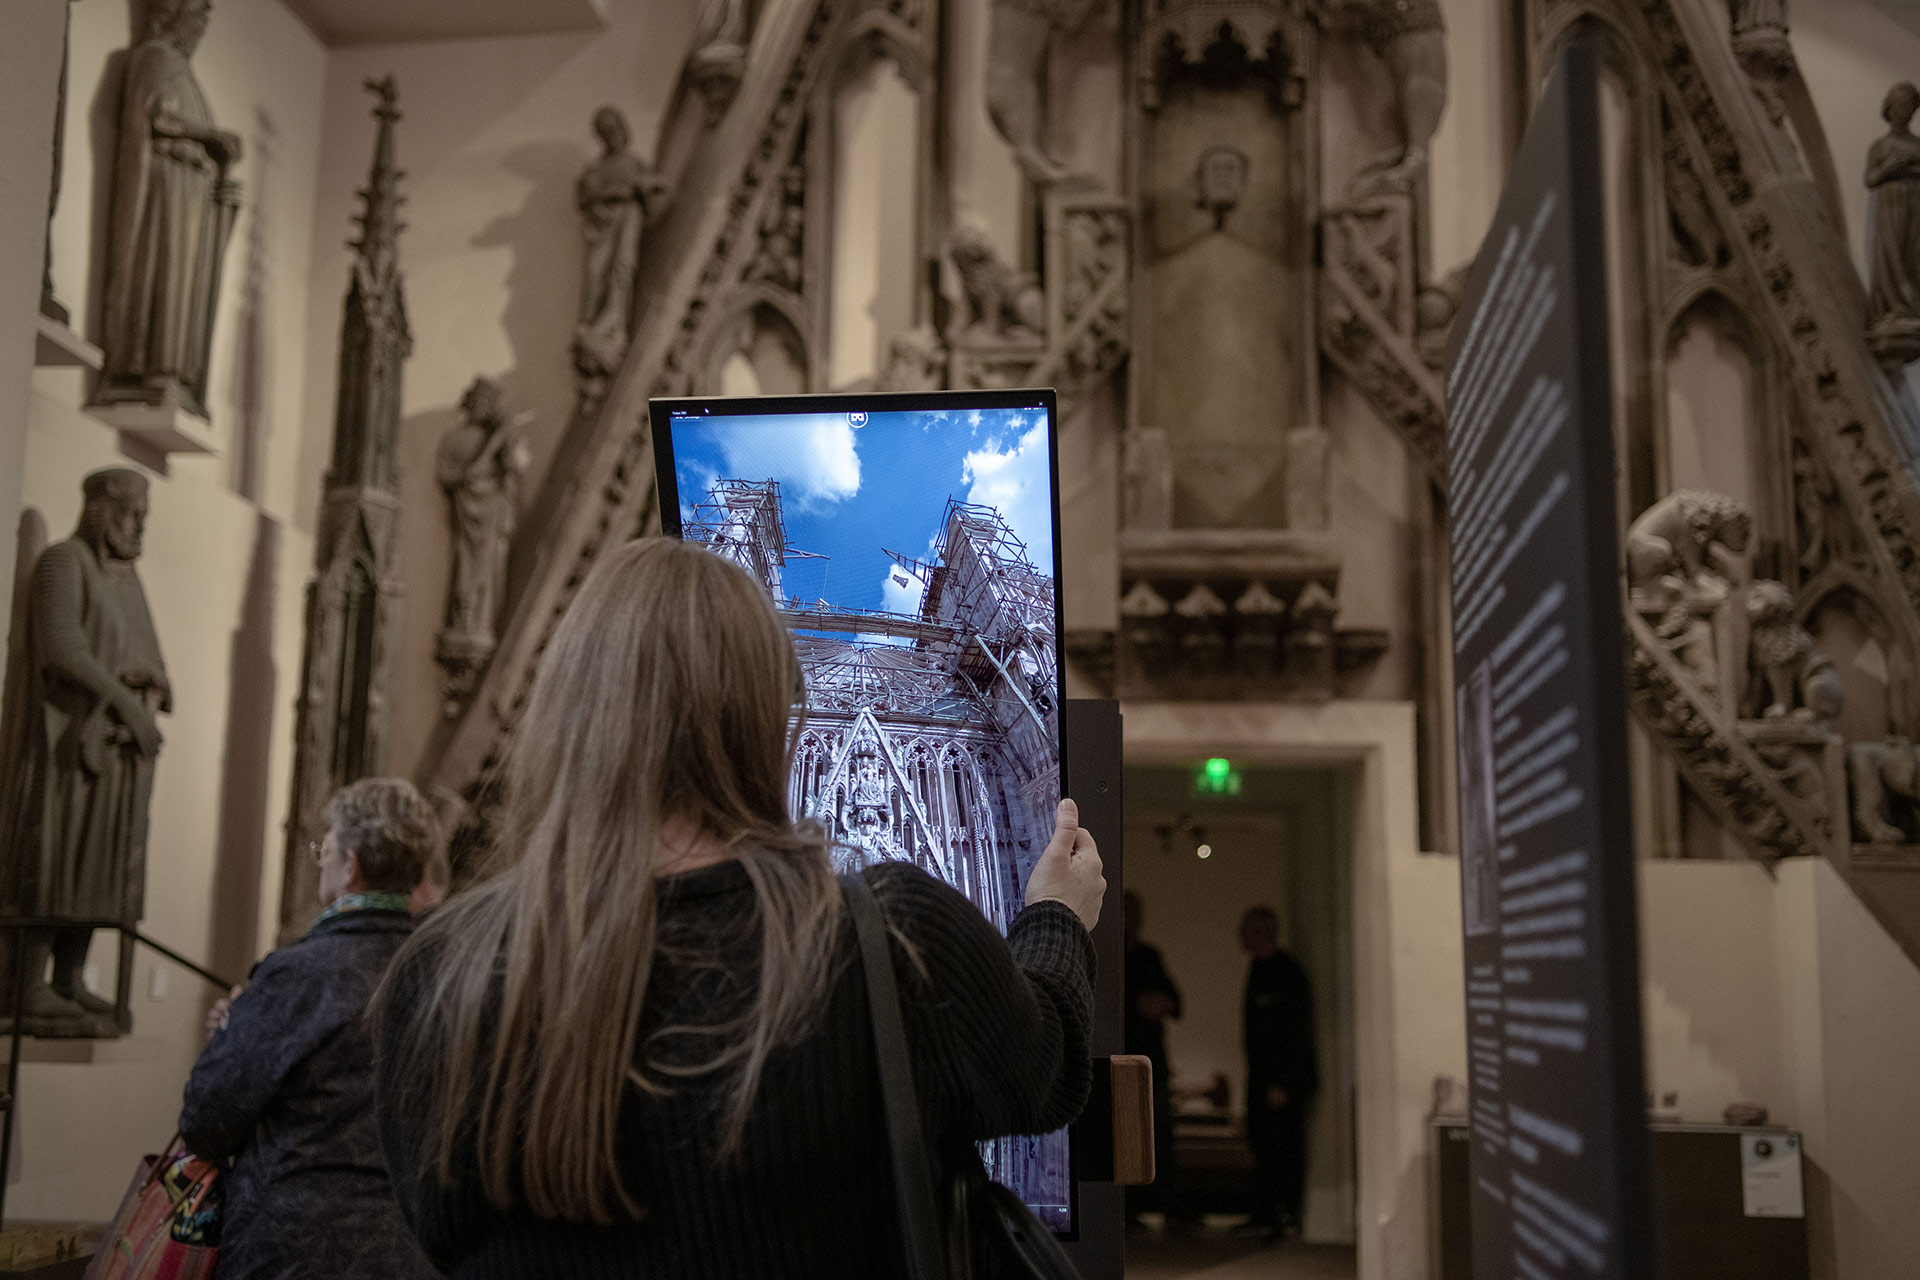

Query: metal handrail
<box><xmin>0</xmin><ymin>918</ymin><xmax>237</xmax><ymax>1227</ymax></box>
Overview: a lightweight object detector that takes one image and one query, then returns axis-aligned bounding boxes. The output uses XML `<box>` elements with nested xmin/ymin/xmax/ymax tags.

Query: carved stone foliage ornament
<box><xmin>92</xmin><ymin>0</ymin><xmax>242</xmax><ymax>421</ymax></box>
<box><xmin>0</xmin><ymin>470</ymin><xmax>167</xmax><ymax>1038</ymax></box>
<box><xmin>575</xmin><ymin>106</ymin><xmax>667</xmax><ymax>420</ymax></box>
<box><xmin>436</xmin><ymin>378</ymin><xmax>530</xmax><ymax>716</ymax></box>
<box><xmin>1866</xmin><ymin>82</ymin><xmax>1920</xmax><ymax>366</ymax></box>
<box><xmin>744</xmin><ymin>164</ymin><xmax>805</xmax><ymax>293</ymax></box>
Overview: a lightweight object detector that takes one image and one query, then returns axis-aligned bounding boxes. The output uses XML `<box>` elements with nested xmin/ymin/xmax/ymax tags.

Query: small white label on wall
<box><xmin>1741</xmin><ymin>1133</ymin><xmax>1805</xmax><ymax>1218</ymax></box>
<box><xmin>147</xmin><ymin>964</ymin><xmax>169</xmax><ymax>1002</ymax></box>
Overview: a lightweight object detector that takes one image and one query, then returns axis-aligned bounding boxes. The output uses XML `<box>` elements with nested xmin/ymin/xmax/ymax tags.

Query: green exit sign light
<box><xmin>1194</xmin><ymin>757</ymin><xmax>1241</xmax><ymax>796</ymax></box>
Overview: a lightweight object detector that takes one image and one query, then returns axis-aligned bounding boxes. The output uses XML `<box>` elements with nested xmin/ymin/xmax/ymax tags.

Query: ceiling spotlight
<box><xmin>1196</xmin><ymin>843</ymin><xmax>1212</xmax><ymax>859</ymax></box>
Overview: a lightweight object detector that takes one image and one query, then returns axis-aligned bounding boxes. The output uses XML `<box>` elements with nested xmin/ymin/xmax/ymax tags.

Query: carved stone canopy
<box><xmin>1140</xmin><ymin>0</ymin><xmax>1307</xmax><ymax>111</ymax></box>
<box><xmin>1110</xmin><ymin>528</ymin><xmax>1385</xmax><ymax>698</ymax></box>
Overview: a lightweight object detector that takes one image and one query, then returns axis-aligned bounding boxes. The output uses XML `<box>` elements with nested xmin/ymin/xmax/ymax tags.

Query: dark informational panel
<box><xmin>1442</xmin><ymin>40</ymin><xmax>1654</xmax><ymax>1280</ymax></box>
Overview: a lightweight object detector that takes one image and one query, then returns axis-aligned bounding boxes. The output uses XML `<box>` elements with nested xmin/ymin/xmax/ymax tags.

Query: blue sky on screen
<box><xmin>670</xmin><ymin>407</ymin><xmax>1055</xmax><ymax>618</ymax></box>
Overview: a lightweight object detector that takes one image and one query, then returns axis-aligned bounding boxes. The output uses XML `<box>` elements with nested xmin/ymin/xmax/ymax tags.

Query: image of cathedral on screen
<box><xmin>670</xmin><ymin>405</ymin><xmax>1069</xmax><ymax>1223</ymax></box>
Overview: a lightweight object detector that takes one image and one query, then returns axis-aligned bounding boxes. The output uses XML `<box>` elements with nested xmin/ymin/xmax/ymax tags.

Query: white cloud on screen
<box><xmin>857</xmin><ymin>567</ymin><xmax>926</xmax><ymax>647</ymax></box>
<box><xmin>962</xmin><ymin>420</ymin><xmax>1052</xmax><ymax>566</ymax></box>
<box><xmin>711</xmin><ymin>414</ymin><xmax>861</xmax><ymax>508</ymax></box>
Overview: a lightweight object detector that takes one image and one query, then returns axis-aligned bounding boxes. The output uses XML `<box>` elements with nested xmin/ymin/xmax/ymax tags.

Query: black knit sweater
<box><xmin>373</xmin><ymin>859</ymin><xmax>1095</xmax><ymax>1278</ymax></box>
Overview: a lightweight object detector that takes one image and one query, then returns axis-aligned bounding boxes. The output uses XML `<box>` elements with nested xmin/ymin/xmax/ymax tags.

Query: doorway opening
<box><xmin>1123</xmin><ymin>762</ymin><xmax>1359</xmax><ymax>1279</ymax></box>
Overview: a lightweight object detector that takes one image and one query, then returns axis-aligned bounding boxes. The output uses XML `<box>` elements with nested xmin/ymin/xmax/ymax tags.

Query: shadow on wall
<box><xmin>228</xmin><ymin>107</ymin><xmax>277</xmax><ymax>503</ymax></box>
<box><xmin>84</xmin><ymin>35</ymin><xmax>130</xmax><ymax>352</ymax></box>
<box><xmin>207</xmin><ymin>512</ymin><xmax>279</xmax><ymax>986</ymax></box>
<box><xmin>390</xmin><ymin>403</ymin><xmax>462</xmax><ymax>779</ymax></box>
<box><xmin>469</xmin><ymin>138</ymin><xmax>590</xmax><ymax>610</ymax></box>
<box><xmin>0</xmin><ymin>511</ymin><xmax>52</xmax><ymax>819</ymax></box>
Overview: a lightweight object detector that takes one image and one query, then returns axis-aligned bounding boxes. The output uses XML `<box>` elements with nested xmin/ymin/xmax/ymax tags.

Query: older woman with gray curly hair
<box><xmin>179</xmin><ymin>777</ymin><xmax>443</xmax><ymax>1280</ymax></box>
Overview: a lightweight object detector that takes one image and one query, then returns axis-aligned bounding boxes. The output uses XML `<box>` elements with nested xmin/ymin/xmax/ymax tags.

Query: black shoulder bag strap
<box><xmin>840</xmin><ymin>873</ymin><xmax>949</xmax><ymax>1280</ymax></box>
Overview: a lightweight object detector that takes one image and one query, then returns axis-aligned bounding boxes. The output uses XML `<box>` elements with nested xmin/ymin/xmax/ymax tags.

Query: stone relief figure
<box><xmin>876</xmin><ymin>326</ymin><xmax>948</xmax><ymax>392</ymax></box>
<box><xmin>1730</xmin><ymin>0</ymin><xmax>1793</xmax><ymax>124</ymax></box>
<box><xmin>1626</xmin><ymin>490</ymin><xmax>1754</xmax><ymax>592</ymax></box>
<box><xmin>744</xmin><ymin>165</ymin><xmax>804</xmax><ymax>293</ymax></box>
<box><xmin>1745</xmin><ymin>580</ymin><xmax>1843</xmax><ymax>723</ymax></box>
<box><xmin>1627</xmin><ymin>491</ymin><xmax>1753</xmax><ymax>698</ymax></box>
<box><xmin>0</xmin><ymin>471</ymin><xmax>168</xmax><ymax>1036</ymax></box>
<box><xmin>435</xmin><ymin>378</ymin><xmax>531</xmax><ymax>714</ymax></box>
<box><xmin>574</xmin><ymin>107</ymin><xmax>666</xmax><ymax>418</ymax></box>
<box><xmin>1335</xmin><ymin>0</ymin><xmax>1448</xmax><ymax>196</ymax></box>
<box><xmin>1865</xmin><ymin>82</ymin><xmax>1920</xmax><ymax>364</ymax></box>
<box><xmin>1848</xmin><ymin>736</ymin><xmax>1920</xmax><ymax>843</ymax></box>
<box><xmin>1195</xmin><ymin>144</ymin><xmax>1250</xmax><ymax>231</ymax></box>
<box><xmin>1792</xmin><ymin>440</ymin><xmax>1856</xmax><ymax>574</ymax></box>
<box><xmin>689</xmin><ymin>0</ymin><xmax>751</xmax><ymax>121</ymax></box>
<box><xmin>949</xmin><ymin>225</ymin><xmax>1045</xmax><ymax>343</ymax></box>
<box><xmin>92</xmin><ymin>0</ymin><xmax>242</xmax><ymax>420</ymax></box>
<box><xmin>986</xmin><ymin>0</ymin><xmax>1106</xmax><ymax>183</ymax></box>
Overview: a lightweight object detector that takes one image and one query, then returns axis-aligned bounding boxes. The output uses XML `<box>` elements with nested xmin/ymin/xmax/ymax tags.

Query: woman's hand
<box><xmin>1024</xmin><ymin>799</ymin><xmax>1104</xmax><ymax>931</ymax></box>
<box><xmin>205</xmin><ymin>984</ymin><xmax>244</xmax><ymax>1040</ymax></box>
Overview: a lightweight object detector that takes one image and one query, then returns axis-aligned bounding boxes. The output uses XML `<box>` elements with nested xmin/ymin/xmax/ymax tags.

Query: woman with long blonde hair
<box><xmin>374</xmin><ymin>537</ymin><xmax>1103</xmax><ymax>1277</ymax></box>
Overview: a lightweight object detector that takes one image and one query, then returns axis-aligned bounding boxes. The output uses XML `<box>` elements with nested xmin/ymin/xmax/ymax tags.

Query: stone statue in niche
<box><xmin>1194</xmin><ymin>144</ymin><xmax>1249</xmax><ymax>231</ymax></box>
<box><xmin>949</xmin><ymin>226</ymin><xmax>1045</xmax><ymax>344</ymax></box>
<box><xmin>575</xmin><ymin>106</ymin><xmax>666</xmax><ymax>419</ymax></box>
<box><xmin>92</xmin><ymin>0</ymin><xmax>242</xmax><ymax>420</ymax></box>
<box><xmin>1627</xmin><ymin>491</ymin><xmax>1753</xmax><ymax>697</ymax></box>
<box><xmin>0</xmin><ymin>470</ymin><xmax>168</xmax><ymax>1037</ymax></box>
<box><xmin>745</xmin><ymin>165</ymin><xmax>805</xmax><ymax>293</ymax></box>
<box><xmin>985</xmin><ymin>0</ymin><xmax>1106</xmax><ymax>183</ymax></box>
<box><xmin>1865</xmin><ymin>82</ymin><xmax>1920</xmax><ymax>365</ymax></box>
<box><xmin>1744</xmin><ymin>580</ymin><xmax>1843</xmax><ymax>723</ymax></box>
<box><xmin>435</xmin><ymin>378</ymin><xmax>530</xmax><ymax>715</ymax></box>
<box><xmin>1333</xmin><ymin>0</ymin><xmax>1448</xmax><ymax>196</ymax></box>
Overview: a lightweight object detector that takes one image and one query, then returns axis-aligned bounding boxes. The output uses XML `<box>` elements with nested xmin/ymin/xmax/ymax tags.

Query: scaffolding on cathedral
<box><xmin>684</xmin><ymin>473</ymin><xmax>1069</xmax><ymax>1216</ymax></box>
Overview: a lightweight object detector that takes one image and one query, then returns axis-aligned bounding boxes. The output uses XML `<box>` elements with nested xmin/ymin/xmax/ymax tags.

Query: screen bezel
<box><xmin>649</xmin><ymin>387</ymin><xmax>1077</xmax><ymax>1235</ymax></box>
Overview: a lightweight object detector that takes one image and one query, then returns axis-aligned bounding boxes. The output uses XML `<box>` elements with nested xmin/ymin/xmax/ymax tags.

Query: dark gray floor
<box><xmin>1125</xmin><ymin>1220</ymin><xmax>1358</xmax><ymax>1280</ymax></box>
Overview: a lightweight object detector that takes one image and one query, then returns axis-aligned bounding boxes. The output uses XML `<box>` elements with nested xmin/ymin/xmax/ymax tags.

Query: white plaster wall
<box><xmin>0</xmin><ymin>0</ymin><xmax>67</xmax><ymax>665</ymax></box>
<box><xmin>1792</xmin><ymin>0</ymin><xmax>1920</xmax><ymax>286</ymax></box>
<box><xmin>1780</xmin><ymin>858</ymin><xmax>1920</xmax><ymax>1280</ymax></box>
<box><xmin>297</xmin><ymin>0</ymin><xmax>696</xmax><ymax>780</ymax></box>
<box><xmin>1430</xmin><ymin>0</ymin><xmax>1514</xmax><ymax>279</ymax></box>
<box><xmin>1638</xmin><ymin>860</ymin><xmax>1791</xmax><ymax>1126</ymax></box>
<box><xmin>9</xmin><ymin>0</ymin><xmax>328</xmax><ymax>1220</ymax></box>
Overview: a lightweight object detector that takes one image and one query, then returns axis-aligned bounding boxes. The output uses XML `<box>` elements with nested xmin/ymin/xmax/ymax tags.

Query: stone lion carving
<box><xmin>1746</xmin><ymin>580</ymin><xmax>1844</xmax><ymax>723</ymax></box>
<box><xmin>1849</xmin><ymin>736</ymin><xmax>1920</xmax><ymax>844</ymax></box>
<box><xmin>1625</xmin><ymin>490</ymin><xmax>1753</xmax><ymax>591</ymax></box>
<box><xmin>948</xmin><ymin>226</ymin><xmax>1045</xmax><ymax>343</ymax></box>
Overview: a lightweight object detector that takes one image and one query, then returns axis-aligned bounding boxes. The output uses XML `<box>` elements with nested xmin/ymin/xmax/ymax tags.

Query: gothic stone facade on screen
<box><xmin>407</xmin><ymin>0</ymin><xmax>1920</xmax><ymax>968</ymax></box>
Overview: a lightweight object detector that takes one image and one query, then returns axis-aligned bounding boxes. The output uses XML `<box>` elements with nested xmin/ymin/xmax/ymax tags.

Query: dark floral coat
<box><xmin>180</xmin><ymin>907</ymin><xmax>438</xmax><ymax>1280</ymax></box>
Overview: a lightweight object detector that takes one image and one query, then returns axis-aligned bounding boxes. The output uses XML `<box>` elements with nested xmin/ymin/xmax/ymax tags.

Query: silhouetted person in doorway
<box><xmin>1240</xmin><ymin>904</ymin><xmax>1316</xmax><ymax>1241</ymax></box>
<box><xmin>1124</xmin><ymin>890</ymin><xmax>1182</xmax><ymax>1226</ymax></box>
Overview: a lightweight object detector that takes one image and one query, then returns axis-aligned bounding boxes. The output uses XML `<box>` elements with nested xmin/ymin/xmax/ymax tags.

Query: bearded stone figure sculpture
<box><xmin>91</xmin><ymin>0</ymin><xmax>242</xmax><ymax>421</ymax></box>
<box><xmin>435</xmin><ymin>378</ymin><xmax>530</xmax><ymax>715</ymax></box>
<box><xmin>574</xmin><ymin>106</ymin><xmax>666</xmax><ymax>418</ymax></box>
<box><xmin>0</xmin><ymin>471</ymin><xmax>169</xmax><ymax>1037</ymax></box>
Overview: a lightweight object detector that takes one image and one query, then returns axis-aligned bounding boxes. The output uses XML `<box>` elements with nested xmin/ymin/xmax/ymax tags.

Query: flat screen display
<box><xmin>651</xmin><ymin>389</ymin><xmax>1073</xmax><ymax>1232</ymax></box>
